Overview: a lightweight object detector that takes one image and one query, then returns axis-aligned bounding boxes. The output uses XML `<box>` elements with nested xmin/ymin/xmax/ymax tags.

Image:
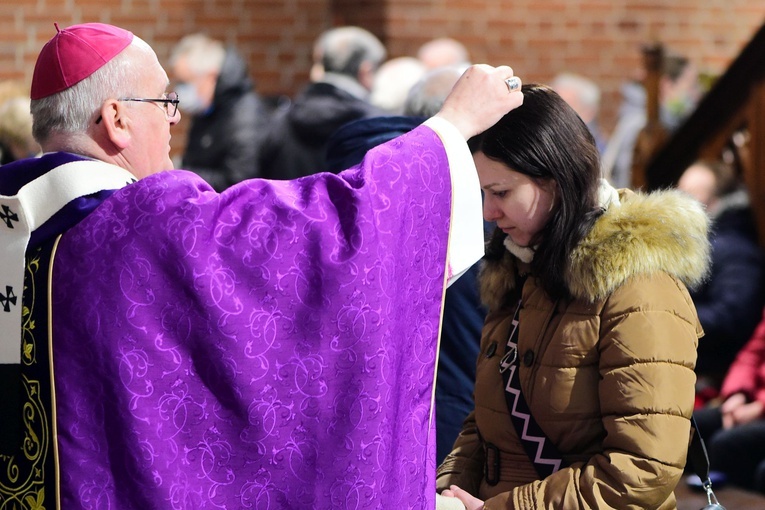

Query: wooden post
<box><xmin>745</xmin><ymin>80</ymin><xmax>765</xmax><ymax>247</ymax></box>
<box><xmin>631</xmin><ymin>42</ymin><xmax>668</xmax><ymax>190</ymax></box>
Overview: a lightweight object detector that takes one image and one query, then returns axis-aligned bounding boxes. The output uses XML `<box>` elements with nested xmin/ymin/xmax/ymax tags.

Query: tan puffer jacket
<box><xmin>437</xmin><ymin>189</ymin><xmax>711</xmax><ymax>509</ymax></box>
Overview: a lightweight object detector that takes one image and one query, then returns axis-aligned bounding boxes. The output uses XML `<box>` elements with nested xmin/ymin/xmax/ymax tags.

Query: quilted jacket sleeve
<box><xmin>436</xmin><ymin>410</ymin><xmax>485</xmax><ymax>496</ymax></box>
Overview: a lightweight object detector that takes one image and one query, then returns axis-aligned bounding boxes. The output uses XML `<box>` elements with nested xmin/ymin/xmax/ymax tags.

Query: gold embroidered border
<box><xmin>48</xmin><ymin>236</ymin><xmax>61</xmax><ymax>510</ymax></box>
<box><xmin>0</xmin><ymin>246</ymin><xmax>50</xmax><ymax>510</ymax></box>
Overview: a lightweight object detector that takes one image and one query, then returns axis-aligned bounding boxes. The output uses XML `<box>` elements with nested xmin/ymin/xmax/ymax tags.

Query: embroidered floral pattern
<box><xmin>50</xmin><ymin>127</ymin><xmax>451</xmax><ymax>509</ymax></box>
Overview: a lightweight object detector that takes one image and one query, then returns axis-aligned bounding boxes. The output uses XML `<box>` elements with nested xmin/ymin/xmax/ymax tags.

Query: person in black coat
<box><xmin>171</xmin><ymin>34</ymin><xmax>270</xmax><ymax>191</ymax></box>
<box><xmin>678</xmin><ymin>159</ymin><xmax>765</xmax><ymax>401</ymax></box>
<box><xmin>259</xmin><ymin>26</ymin><xmax>386</xmax><ymax>180</ymax></box>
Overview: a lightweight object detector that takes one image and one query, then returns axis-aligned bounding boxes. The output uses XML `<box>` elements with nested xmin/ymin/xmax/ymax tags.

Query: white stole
<box><xmin>0</xmin><ymin>159</ymin><xmax>136</xmax><ymax>363</ymax></box>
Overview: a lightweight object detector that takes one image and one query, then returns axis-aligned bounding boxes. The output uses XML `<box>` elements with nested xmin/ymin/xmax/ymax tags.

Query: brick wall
<box><xmin>0</xmin><ymin>0</ymin><xmax>333</xmax><ymax>94</ymax></box>
<box><xmin>382</xmin><ymin>0</ymin><xmax>764</xmax><ymax>133</ymax></box>
<box><xmin>1</xmin><ymin>0</ymin><xmax>763</xmax><ymax>155</ymax></box>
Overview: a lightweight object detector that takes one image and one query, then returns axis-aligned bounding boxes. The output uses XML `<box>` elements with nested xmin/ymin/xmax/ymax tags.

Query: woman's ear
<box><xmin>99</xmin><ymin>99</ymin><xmax>131</xmax><ymax>150</ymax></box>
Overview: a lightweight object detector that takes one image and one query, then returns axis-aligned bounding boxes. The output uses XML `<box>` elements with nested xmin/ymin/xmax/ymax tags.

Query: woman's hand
<box><xmin>441</xmin><ymin>485</ymin><xmax>485</xmax><ymax>510</ymax></box>
<box><xmin>721</xmin><ymin>392</ymin><xmax>747</xmax><ymax>429</ymax></box>
<box><xmin>729</xmin><ymin>400</ymin><xmax>764</xmax><ymax>428</ymax></box>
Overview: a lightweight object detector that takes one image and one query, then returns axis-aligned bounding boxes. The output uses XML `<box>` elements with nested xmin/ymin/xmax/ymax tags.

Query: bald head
<box><xmin>370</xmin><ymin>57</ymin><xmax>426</xmax><ymax>113</ymax></box>
<box><xmin>417</xmin><ymin>38</ymin><xmax>470</xmax><ymax>71</ymax></box>
<box><xmin>678</xmin><ymin>159</ymin><xmax>738</xmax><ymax>215</ymax></box>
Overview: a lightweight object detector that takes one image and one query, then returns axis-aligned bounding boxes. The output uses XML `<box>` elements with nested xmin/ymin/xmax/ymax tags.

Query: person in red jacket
<box><xmin>694</xmin><ymin>307</ymin><xmax>765</xmax><ymax>493</ymax></box>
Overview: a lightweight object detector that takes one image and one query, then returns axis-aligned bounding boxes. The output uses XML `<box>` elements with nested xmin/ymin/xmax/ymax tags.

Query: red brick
<box><xmin>2</xmin><ymin>0</ymin><xmax>760</xmax><ymax>152</ymax></box>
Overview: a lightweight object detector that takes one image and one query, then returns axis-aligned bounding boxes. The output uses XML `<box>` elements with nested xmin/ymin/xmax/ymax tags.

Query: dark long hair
<box><xmin>470</xmin><ymin>84</ymin><xmax>602</xmax><ymax>300</ymax></box>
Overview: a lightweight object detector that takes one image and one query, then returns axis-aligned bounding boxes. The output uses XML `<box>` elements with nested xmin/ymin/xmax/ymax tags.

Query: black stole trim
<box><xmin>499</xmin><ymin>292</ymin><xmax>567</xmax><ymax>479</ymax></box>
<box><xmin>0</xmin><ymin>240</ymin><xmax>58</xmax><ymax>509</ymax></box>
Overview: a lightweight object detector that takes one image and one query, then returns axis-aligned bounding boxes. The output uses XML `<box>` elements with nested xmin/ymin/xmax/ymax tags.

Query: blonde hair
<box><xmin>0</xmin><ymin>96</ymin><xmax>38</xmax><ymax>155</ymax></box>
<box><xmin>0</xmin><ymin>80</ymin><xmax>28</xmax><ymax>105</ymax></box>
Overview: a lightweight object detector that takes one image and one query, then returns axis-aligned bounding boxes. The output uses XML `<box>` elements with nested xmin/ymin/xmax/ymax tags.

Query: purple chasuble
<box><xmin>49</xmin><ymin>125</ymin><xmax>452</xmax><ymax>509</ymax></box>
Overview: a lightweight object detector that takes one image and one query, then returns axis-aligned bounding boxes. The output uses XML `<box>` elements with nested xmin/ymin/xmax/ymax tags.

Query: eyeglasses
<box><xmin>118</xmin><ymin>91</ymin><xmax>180</xmax><ymax>119</ymax></box>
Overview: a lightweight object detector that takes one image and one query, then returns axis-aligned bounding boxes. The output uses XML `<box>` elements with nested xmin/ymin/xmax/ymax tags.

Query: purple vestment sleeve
<box><xmin>50</xmin><ymin>125</ymin><xmax>453</xmax><ymax>509</ymax></box>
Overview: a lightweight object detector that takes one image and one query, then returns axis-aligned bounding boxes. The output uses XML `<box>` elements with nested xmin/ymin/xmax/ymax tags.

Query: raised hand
<box><xmin>435</xmin><ymin>64</ymin><xmax>524</xmax><ymax>140</ymax></box>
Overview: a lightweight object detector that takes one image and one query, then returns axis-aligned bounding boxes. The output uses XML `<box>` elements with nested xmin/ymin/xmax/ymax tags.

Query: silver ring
<box><xmin>504</xmin><ymin>77</ymin><xmax>521</xmax><ymax>92</ymax></box>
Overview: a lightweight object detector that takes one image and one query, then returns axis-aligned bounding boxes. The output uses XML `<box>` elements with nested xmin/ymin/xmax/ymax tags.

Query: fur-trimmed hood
<box><xmin>480</xmin><ymin>188</ymin><xmax>711</xmax><ymax>309</ymax></box>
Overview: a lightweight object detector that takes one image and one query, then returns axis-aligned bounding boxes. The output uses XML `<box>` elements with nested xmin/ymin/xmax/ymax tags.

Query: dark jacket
<box><xmin>259</xmin><ymin>81</ymin><xmax>383</xmax><ymax>180</ymax></box>
<box><xmin>325</xmin><ymin>115</ymin><xmax>424</xmax><ymax>173</ymax></box>
<box><xmin>182</xmin><ymin>48</ymin><xmax>270</xmax><ymax>191</ymax></box>
<box><xmin>692</xmin><ymin>191</ymin><xmax>765</xmax><ymax>383</ymax></box>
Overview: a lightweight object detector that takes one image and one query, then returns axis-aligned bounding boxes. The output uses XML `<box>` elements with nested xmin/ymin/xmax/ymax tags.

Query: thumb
<box><xmin>449</xmin><ymin>485</ymin><xmax>485</xmax><ymax>510</ymax></box>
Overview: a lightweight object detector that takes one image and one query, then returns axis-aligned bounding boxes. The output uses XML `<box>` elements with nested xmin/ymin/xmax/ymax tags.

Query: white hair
<box><xmin>169</xmin><ymin>33</ymin><xmax>225</xmax><ymax>76</ymax></box>
<box><xmin>31</xmin><ymin>36</ymin><xmax>155</xmax><ymax>144</ymax></box>
<box><xmin>403</xmin><ymin>65</ymin><xmax>465</xmax><ymax>118</ymax></box>
<box><xmin>315</xmin><ymin>26</ymin><xmax>386</xmax><ymax>78</ymax></box>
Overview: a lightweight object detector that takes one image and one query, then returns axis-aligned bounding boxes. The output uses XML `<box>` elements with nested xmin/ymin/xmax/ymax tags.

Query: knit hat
<box><xmin>31</xmin><ymin>22</ymin><xmax>134</xmax><ymax>100</ymax></box>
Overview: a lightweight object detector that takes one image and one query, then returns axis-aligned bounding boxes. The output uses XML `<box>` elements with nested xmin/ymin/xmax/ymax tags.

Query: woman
<box><xmin>437</xmin><ymin>85</ymin><xmax>710</xmax><ymax>509</ymax></box>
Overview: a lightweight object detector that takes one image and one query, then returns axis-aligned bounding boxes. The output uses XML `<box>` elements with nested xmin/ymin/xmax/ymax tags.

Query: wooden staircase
<box><xmin>632</xmin><ymin>21</ymin><xmax>765</xmax><ymax>244</ymax></box>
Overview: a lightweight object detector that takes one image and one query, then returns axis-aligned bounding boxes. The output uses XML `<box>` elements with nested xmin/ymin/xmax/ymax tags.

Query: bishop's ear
<box><xmin>98</xmin><ymin>99</ymin><xmax>131</xmax><ymax>149</ymax></box>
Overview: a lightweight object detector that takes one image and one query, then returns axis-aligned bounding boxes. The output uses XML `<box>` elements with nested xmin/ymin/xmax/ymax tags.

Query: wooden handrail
<box><xmin>630</xmin><ymin>42</ymin><xmax>668</xmax><ymax>190</ymax></box>
<box><xmin>642</xmin><ymin>21</ymin><xmax>765</xmax><ymax>191</ymax></box>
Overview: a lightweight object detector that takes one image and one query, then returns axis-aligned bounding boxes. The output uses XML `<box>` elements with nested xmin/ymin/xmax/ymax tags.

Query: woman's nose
<box><xmin>483</xmin><ymin>200</ymin><xmax>500</xmax><ymax>222</ymax></box>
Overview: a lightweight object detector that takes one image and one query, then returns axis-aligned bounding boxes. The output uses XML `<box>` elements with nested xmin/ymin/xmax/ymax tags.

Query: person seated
<box><xmin>678</xmin><ymin>159</ymin><xmax>765</xmax><ymax>406</ymax></box>
<box><xmin>693</xmin><ymin>306</ymin><xmax>765</xmax><ymax>494</ymax></box>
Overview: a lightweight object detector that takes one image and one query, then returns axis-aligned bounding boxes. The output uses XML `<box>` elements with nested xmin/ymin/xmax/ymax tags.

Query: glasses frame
<box><xmin>118</xmin><ymin>91</ymin><xmax>179</xmax><ymax>119</ymax></box>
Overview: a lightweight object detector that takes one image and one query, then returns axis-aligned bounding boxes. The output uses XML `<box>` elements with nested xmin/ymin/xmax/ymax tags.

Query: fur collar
<box><xmin>480</xmin><ymin>189</ymin><xmax>711</xmax><ymax>309</ymax></box>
